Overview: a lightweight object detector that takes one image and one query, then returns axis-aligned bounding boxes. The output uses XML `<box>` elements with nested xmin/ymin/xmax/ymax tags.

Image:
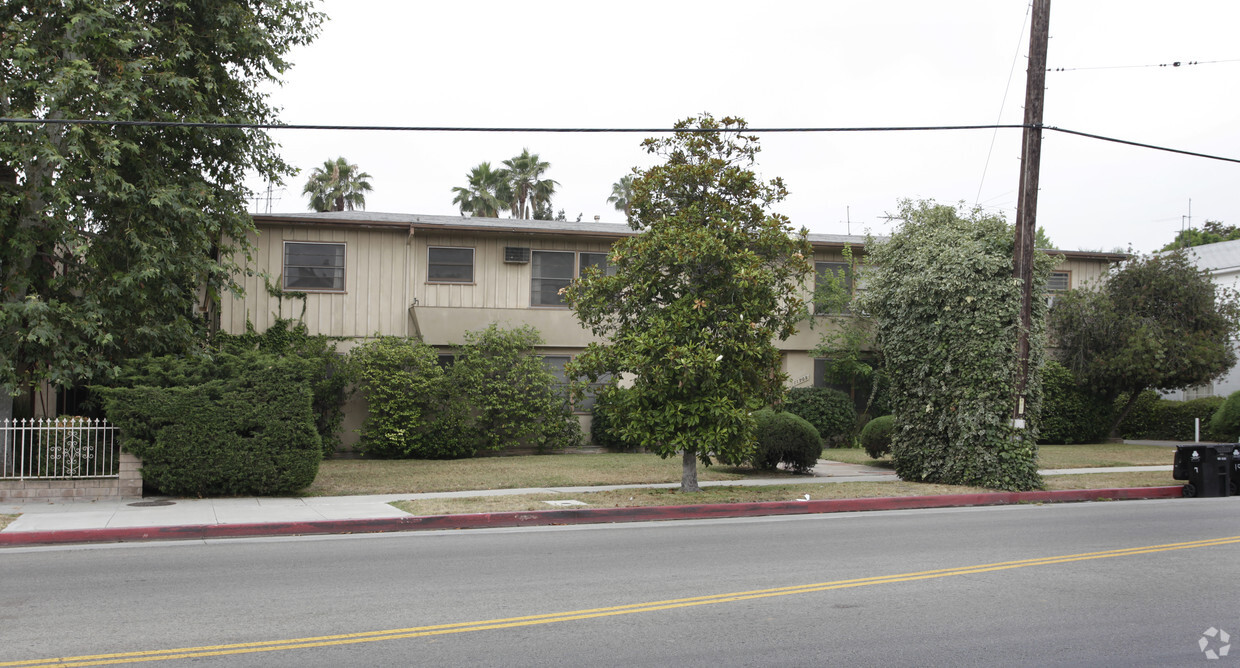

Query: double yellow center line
<box><xmin>7</xmin><ymin>535</ymin><xmax>1239</xmax><ymax>667</ymax></box>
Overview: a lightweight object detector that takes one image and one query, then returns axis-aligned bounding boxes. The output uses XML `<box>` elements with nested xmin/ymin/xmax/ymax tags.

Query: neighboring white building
<box><xmin>1165</xmin><ymin>239</ymin><xmax>1240</xmax><ymax>400</ymax></box>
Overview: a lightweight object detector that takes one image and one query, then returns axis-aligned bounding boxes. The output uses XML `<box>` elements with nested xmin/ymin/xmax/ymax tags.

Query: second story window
<box><xmin>1047</xmin><ymin>271</ymin><xmax>1071</xmax><ymax>293</ymax></box>
<box><xmin>579</xmin><ymin>252</ymin><xmax>616</xmax><ymax>277</ymax></box>
<box><xmin>427</xmin><ymin>247</ymin><xmax>474</xmax><ymax>283</ymax></box>
<box><xmin>532</xmin><ymin>250</ymin><xmax>575</xmax><ymax>306</ymax></box>
<box><xmin>284</xmin><ymin>241</ymin><xmax>345</xmax><ymax>292</ymax></box>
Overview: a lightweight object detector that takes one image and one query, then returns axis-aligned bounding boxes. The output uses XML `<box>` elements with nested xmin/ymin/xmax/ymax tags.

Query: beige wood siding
<box><xmin>414</xmin><ymin>233</ymin><xmax>613</xmax><ymax>310</ymax></box>
<box><xmin>220</xmin><ymin>224</ymin><xmax>411</xmax><ymax>338</ymax></box>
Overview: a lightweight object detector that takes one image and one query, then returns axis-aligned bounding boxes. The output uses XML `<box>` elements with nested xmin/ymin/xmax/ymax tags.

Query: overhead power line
<box><xmin>1049</xmin><ymin>58</ymin><xmax>1240</xmax><ymax>72</ymax></box>
<box><xmin>1</xmin><ymin>118</ymin><xmax>1237</xmax><ymax>164</ymax></box>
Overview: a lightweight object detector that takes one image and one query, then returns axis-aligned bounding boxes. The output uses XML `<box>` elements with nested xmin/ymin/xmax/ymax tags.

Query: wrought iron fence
<box><xmin>0</xmin><ymin>418</ymin><xmax>120</xmax><ymax>479</ymax></box>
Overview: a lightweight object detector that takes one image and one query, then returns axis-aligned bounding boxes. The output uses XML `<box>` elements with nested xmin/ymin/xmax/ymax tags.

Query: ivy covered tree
<box><xmin>0</xmin><ymin>0</ymin><xmax>322</xmax><ymax>437</ymax></box>
<box><xmin>858</xmin><ymin>200</ymin><xmax>1055</xmax><ymax>491</ymax></box>
<box><xmin>565</xmin><ymin>114</ymin><xmax>812</xmax><ymax>492</ymax></box>
<box><xmin>1049</xmin><ymin>251</ymin><xmax>1240</xmax><ymax>438</ymax></box>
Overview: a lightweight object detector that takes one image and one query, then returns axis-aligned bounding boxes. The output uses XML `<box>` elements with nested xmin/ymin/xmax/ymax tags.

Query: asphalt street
<box><xmin>3</xmin><ymin>497</ymin><xmax>1239</xmax><ymax>667</ymax></box>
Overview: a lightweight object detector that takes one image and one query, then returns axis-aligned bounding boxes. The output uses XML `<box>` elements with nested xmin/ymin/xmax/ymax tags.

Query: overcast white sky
<box><xmin>247</xmin><ymin>0</ymin><xmax>1240</xmax><ymax>254</ymax></box>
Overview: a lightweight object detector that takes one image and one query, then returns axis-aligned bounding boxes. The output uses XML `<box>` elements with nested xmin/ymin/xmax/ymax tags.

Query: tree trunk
<box><xmin>681</xmin><ymin>449</ymin><xmax>701</xmax><ymax>493</ymax></box>
<box><xmin>1108</xmin><ymin>390</ymin><xmax>1144</xmax><ymax>440</ymax></box>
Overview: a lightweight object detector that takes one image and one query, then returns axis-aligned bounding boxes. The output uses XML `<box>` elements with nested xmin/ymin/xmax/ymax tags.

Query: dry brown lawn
<box><xmin>304</xmin><ymin>453</ymin><xmax>794</xmax><ymax>497</ymax></box>
<box><xmin>0</xmin><ymin>514</ymin><xmax>17</xmax><ymax>531</ymax></box>
<box><xmin>390</xmin><ymin>471</ymin><xmax>1179</xmax><ymax>517</ymax></box>
<box><xmin>823</xmin><ymin>443</ymin><xmax>1174</xmax><ymax>470</ymax></box>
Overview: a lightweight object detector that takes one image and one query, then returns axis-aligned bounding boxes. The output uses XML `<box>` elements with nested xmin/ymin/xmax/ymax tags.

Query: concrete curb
<box><xmin>0</xmin><ymin>486</ymin><xmax>1188</xmax><ymax>547</ymax></box>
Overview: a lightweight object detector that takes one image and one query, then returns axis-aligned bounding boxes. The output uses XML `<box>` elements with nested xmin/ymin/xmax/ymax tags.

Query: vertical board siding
<box><xmin>220</xmin><ymin>225</ymin><xmax>409</xmax><ymax>338</ymax></box>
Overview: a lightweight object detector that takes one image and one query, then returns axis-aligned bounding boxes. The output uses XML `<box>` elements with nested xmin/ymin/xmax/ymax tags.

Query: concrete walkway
<box><xmin>0</xmin><ymin>461</ymin><xmax>1172</xmax><ymax>535</ymax></box>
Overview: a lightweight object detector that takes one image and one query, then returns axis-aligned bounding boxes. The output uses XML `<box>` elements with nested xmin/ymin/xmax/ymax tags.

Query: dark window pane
<box><xmin>284</xmin><ymin>242</ymin><xmax>344</xmax><ymax>291</ymax></box>
<box><xmin>579</xmin><ymin>252</ymin><xmax>614</xmax><ymax>277</ymax></box>
<box><xmin>428</xmin><ymin>247</ymin><xmax>474</xmax><ymax>282</ymax></box>
<box><xmin>532</xmin><ymin>251</ymin><xmax>575</xmax><ymax>305</ymax></box>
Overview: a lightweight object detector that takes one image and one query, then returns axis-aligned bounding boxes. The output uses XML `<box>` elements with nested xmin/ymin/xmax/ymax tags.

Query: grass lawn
<box><xmin>303</xmin><ymin>453</ymin><xmax>796</xmax><ymax>497</ymax></box>
<box><xmin>823</xmin><ymin>443</ymin><xmax>1175</xmax><ymax>470</ymax></box>
<box><xmin>0</xmin><ymin>514</ymin><xmax>16</xmax><ymax>531</ymax></box>
<box><xmin>389</xmin><ymin>471</ymin><xmax>1179</xmax><ymax>516</ymax></box>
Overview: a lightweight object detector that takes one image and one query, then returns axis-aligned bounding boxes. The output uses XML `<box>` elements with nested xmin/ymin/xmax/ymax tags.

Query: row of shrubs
<box><xmin>100</xmin><ymin>321</ymin><xmax>583</xmax><ymax>496</ymax></box>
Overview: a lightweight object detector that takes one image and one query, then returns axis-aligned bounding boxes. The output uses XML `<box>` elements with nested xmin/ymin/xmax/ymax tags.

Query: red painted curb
<box><xmin>0</xmin><ymin>486</ymin><xmax>1187</xmax><ymax>547</ymax></box>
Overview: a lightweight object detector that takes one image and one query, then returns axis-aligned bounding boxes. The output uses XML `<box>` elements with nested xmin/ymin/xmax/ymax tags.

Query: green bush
<box><xmin>217</xmin><ymin>318</ymin><xmax>353</xmax><ymax>457</ymax></box>
<box><xmin>1118</xmin><ymin>393</ymin><xmax>1226</xmax><ymax>442</ymax></box>
<box><xmin>859</xmin><ymin>415</ymin><xmax>895</xmax><ymax>459</ymax></box>
<box><xmin>782</xmin><ymin>387</ymin><xmax>857</xmax><ymax>448</ymax></box>
<box><xmin>1036</xmin><ymin>361</ymin><xmax>1112</xmax><ymax>444</ymax></box>
<box><xmin>448</xmin><ymin>324</ymin><xmax>581</xmax><ymax>454</ymax></box>
<box><xmin>590</xmin><ymin>386</ymin><xmax>637</xmax><ymax>451</ymax></box>
<box><xmin>1210</xmin><ymin>390</ymin><xmax>1240</xmax><ymax>441</ymax></box>
<box><xmin>99</xmin><ymin>362</ymin><xmax>321</xmax><ymax>496</ymax></box>
<box><xmin>351</xmin><ymin>337</ymin><xmax>473</xmax><ymax>459</ymax></box>
<box><xmin>749</xmin><ymin>409</ymin><xmax>823</xmax><ymax>474</ymax></box>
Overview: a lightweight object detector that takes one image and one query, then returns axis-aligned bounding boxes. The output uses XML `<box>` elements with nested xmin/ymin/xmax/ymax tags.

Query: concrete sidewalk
<box><xmin>0</xmin><ymin>461</ymin><xmax>1173</xmax><ymax>538</ymax></box>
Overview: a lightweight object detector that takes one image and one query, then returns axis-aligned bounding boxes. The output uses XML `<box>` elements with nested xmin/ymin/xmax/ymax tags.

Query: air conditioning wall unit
<box><xmin>504</xmin><ymin>247</ymin><xmax>531</xmax><ymax>263</ymax></box>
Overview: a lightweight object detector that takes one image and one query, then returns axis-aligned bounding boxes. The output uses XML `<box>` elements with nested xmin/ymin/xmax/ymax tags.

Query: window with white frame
<box><xmin>579</xmin><ymin>252</ymin><xmax>616</xmax><ymax>277</ymax></box>
<box><xmin>427</xmin><ymin>247</ymin><xmax>474</xmax><ymax>283</ymax></box>
<box><xmin>284</xmin><ymin>242</ymin><xmax>345</xmax><ymax>291</ymax></box>
<box><xmin>1047</xmin><ymin>271</ymin><xmax>1071</xmax><ymax>293</ymax></box>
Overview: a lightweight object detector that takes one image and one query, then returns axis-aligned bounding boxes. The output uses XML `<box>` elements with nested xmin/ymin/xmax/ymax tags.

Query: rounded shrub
<box><xmin>749</xmin><ymin>409</ymin><xmax>823</xmax><ymax>474</ymax></box>
<box><xmin>1210</xmin><ymin>390</ymin><xmax>1240</xmax><ymax>441</ymax></box>
<box><xmin>859</xmin><ymin>415</ymin><xmax>895</xmax><ymax>459</ymax></box>
<box><xmin>782</xmin><ymin>387</ymin><xmax>857</xmax><ymax>448</ymax></box>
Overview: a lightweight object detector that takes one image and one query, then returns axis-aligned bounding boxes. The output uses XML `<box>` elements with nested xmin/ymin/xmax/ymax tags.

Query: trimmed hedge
<box><xmin>749</xmin><ymin>409</ymin><xmax>823</xmax><ymax>474</ymax></box>
<box><xmin>1036</xmin><ymin>361</ymin><xmax>1112</xmax><ymax>445</ymax></box>
<box><xmin>1119</xmin><ymin>392</ymin><xmax>1227</xmax><ymax>442</ymax></box>
<box><xmin>100</xmin><ymin>364</ymin><xmax>321</xmax><ymax>496</ymax></box>
<box><xmin>782</xmin><ymin>387</ymin><xmax>857</xmax><ymax>448</ymax></box>
<box><xmin>859</xmin><ymin>415</ymin><xmax>895</xmax><ymax>459</ymax></box>
<box><xmin>1210</xmin><ymin>390</ymin><xmax>1240</xmax><ymax>442</ymax></box>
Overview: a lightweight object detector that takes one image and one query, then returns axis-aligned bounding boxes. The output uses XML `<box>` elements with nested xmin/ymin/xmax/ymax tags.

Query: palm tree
<box><xmin>607</xmin><ymin>175</ymin><xmax>635</xmax><ymax>218</ymax></box>
<box><xmin>502</xmin><ymin>149</ymin><xmax>558</xmax><ymax>220</ymax></box>
<box><xmin>451</xmin><ymin>162</ymin><xmax>510</xmax><ymax>218</ymax></box>
<box><xmin>303</xmin><ymin>157</ymin><xmax>373</xmax><ymax>212</ymax></box>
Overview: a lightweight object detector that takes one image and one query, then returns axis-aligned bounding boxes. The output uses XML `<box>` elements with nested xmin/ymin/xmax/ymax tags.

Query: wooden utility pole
<box><xmin>1013</xmin><ymin>0</ymin><xmax>1051</xmax><ymax>426</ymax></box>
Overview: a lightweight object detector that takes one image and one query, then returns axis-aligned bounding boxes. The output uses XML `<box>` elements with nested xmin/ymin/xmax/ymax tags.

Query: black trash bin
<box><xmin>1173</xmin><ymin>444</ymin><xmax>1233</xmax><ymax>498</ymax></box>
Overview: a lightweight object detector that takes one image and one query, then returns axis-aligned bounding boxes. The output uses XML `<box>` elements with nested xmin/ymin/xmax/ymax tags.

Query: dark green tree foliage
<box><xmin>450</xmin><ymin>324</ymin><xmax>580</xmax><ymax>453</ymax></box>
<box><xmin>100</xmin><ymin>357</ymin><xmax>321</xmax><ymax>496</ymax></box>
<box><xmin>1210</xmin><ymin>390</ymin><xmax>1240</xmax><ymax>441</ymax></box>
<box><xmin>859</xmin><ymin>200</ymin><xmax>1055</xmax><ymax>491</ymax></box>
<box><xmin>859</xmin><ymin>415</ymin><xmax>895</xmax><ymax>459</ymax></box>
<box><xmin>566</xmin><ymin>114</ymin><xmax>812</xmax><ymax>492</ymax></box>
<box><xmin>351</xmin><ymin>337</ymin><xmax>472</xmax><ymax>459</ymax></box>
<box><xmin>748</xmin><ymin>409</ymin><xmax>822</xmax><ymax>474</ymax></box>
<box><xmin>1049</xmin><ymin>251</ymin><xmax>1240</xmax><ymax>437</ymax></box>
<box><xmin>1036</xmin><ymin>361</ymin><xmax>1112</xmax><ymax>445</ymax></box>
<box><xmin>782</xmin><ymin>387</ymin><xmax>857</xmax><ymax>448</ymax></box>
<box><xmin>0</xmin><ymin>1</ymin><xmax>322</xmax><ymax>407</ymax></box>
<box><xmin>589</xmin><ymin>386</ymin><xmax>637</xmax><ymax>451</ymax></box>
<box><xmin>1161</xmin><ymin>220</ymin><xmax>1240</xmax><ymax>251</ymax></box>
<box><xmin>216</xmin><ymin>318</ymin><xmax>351</xmax><ymax>457</ymax></box>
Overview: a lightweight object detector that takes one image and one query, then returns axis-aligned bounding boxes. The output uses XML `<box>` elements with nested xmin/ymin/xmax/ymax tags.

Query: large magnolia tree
<box><xmin>0</xmin><ymin>0</ymin><xmax>321</xmax><ymax>437</ymax></box>
<box><xmin>565</xmin><ymin>114</ymin><xmax>811</xmax><ymax>492</ymax></box>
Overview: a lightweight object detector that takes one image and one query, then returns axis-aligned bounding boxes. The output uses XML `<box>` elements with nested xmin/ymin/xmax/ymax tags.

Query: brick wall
<box><xmin>0</xmin><ymin>452</ymin><xmax>142</xmax><ymax>502</ymax></box>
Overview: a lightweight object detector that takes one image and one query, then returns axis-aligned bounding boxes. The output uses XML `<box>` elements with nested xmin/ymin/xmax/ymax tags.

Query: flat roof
<box><xmin>253</xmin><ymin>212</ymin><xmax>1126</xmax><ymax>261</ymax></box>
